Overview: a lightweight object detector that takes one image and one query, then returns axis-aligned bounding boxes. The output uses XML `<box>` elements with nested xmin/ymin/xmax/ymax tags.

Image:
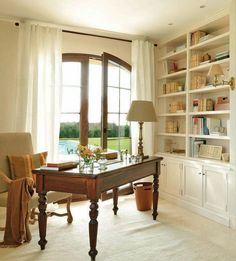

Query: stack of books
<box><xmin>214</xmin><ymin>51</ymin><xmax>229</xmax><ymax>61</ymax></box>
<box><xmin>40</xmin><ymin>161</ymin><xmax>78</xmax><ymax>171</ymax></box>
<box><xmin>199</xmin><ymin>34</ymin><xmax>214</xmax><ymax>43</ymax></box>
<box><xmin>175</xmin><ymin>44</ymin><xmax>186</xmax><ymax>52</ymax></box>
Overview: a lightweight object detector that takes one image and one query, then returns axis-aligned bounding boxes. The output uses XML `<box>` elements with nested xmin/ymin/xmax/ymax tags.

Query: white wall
<box><xmin>62</xmin><ymin>32</ymin><xmax>131</xmax><ymax>64</ymax></box>
<box><xmin>0</xmin><ymin>20</ymin><xmax>132</xmax><ymax>133</ymax></box>
<box><xmin>0</xmin><ymin>21</ymin><xmax>18</xmax><ymax>132</ymax></box>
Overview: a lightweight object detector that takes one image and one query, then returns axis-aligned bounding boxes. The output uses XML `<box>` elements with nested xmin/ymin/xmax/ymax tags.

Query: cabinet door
<box><xmin>203</xmin><ymin>165</ymin><xmax>228</xmax><ymax>215</ymax></box>
<box><xmin>159</xmin><ymin>161</ymin><xmax>167</xmax><ymax>192</ymax></box>
<box><xmin>182</xmin><ymin>162</ymin><xmax>202</xmax><ymax>206</ymax></box>
<box><xmin>165</xmin><ymin>159</ymin><xmax>181</xmax><ymax>197</ymax></box>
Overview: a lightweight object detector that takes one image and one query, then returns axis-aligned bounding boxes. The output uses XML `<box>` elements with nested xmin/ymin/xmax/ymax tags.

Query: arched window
<box><xmin>59</xmin><ymin>53</ymin><xmax>131</xmax><ymax>159</ymax></box>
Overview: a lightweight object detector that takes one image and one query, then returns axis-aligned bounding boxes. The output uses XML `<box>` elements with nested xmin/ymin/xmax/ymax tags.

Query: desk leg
<box><xmin>38</xmin><ymin>192</ymin><xmax>47</xmax><ymax>250</ymax></box>
<box><xmin>112</xmin><ymin>187</ymin><xmax>118</xmax><ymax>215</ymax></box>
<box><xmin>89</xmin><ymin>200</ymin><xmax>99</xmax><ymax>261</ymax></box>
<box><xmin>152</xmin><ymin>162</ymin><xmax>160</xmax><ymax>220</ymax></box>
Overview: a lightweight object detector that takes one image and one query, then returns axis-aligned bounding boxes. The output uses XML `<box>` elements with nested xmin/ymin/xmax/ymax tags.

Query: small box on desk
<box><xmin>100</xmin><ymin>151</ymin><xmax>118</xmax><ymax>160</ymax></box>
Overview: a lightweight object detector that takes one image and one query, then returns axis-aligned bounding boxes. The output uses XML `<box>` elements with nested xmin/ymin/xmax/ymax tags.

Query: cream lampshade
<box><xmin>127</xmin><ymin>100</ymin><xmax>157</xmax><ymax>158</ymax></box>
<box><xmin>208</xmin><ymin>64</ymin><xmax>224</xmax><ymax>86</ymax></box>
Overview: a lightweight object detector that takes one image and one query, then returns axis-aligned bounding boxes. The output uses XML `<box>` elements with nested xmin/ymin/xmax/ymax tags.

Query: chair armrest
<box><xmin>0</xmin><ymin>170</ymin><xmax>12</xmax><ymax>185</ymax></box>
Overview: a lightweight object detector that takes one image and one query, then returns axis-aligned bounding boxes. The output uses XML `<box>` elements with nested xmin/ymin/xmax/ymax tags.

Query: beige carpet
<box><xmin>1</xmin><ymin>195</ymin><xmax>236</xmax><ymax>261</ymax></box>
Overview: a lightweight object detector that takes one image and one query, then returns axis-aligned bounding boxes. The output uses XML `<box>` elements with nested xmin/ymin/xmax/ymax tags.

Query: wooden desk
<box><xmin>33</xmin><ymin>156</ymin><xmax>163</xmax><ymax>260</ymax></box>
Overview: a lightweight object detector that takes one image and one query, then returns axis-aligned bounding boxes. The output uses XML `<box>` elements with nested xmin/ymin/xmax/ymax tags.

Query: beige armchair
<box><xmin>0</xmin><ymin>132</ymin><xmax>73</xmax><ymax>227</ymax></box>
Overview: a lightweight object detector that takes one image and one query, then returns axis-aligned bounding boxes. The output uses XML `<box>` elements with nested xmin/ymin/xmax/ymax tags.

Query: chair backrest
<box><xmin>0</xmin><ymin>132</ymin><xmax>33</xmax><ymax>193</ymax></box>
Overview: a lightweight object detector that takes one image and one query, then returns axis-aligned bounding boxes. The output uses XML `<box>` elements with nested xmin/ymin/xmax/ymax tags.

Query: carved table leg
<box><xmin>152</xmin><ymin>162</ymin><xmax>160</xmax><ymax>220</ymax></box>
<box><xmin>38</xmin><ymin>191</ymin><xmax>48</xmax><ymax>250</ymax></box>
<box><xmin>89</xmin><ymin>200</ymin><xmax>99</xmax><ymax>261</ymax></box>
<box><xmin>112</xmin><ymin>187</ymin><xmax>119</xmax><ymax>215</ymax></box>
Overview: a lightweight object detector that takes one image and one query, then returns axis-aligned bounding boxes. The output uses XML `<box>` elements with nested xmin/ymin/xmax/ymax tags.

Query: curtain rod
<box><xmin>63</xmin><ymin>29</ymin><xmax>157</xmax><ymax>46</ymax></box>
<box><xmin>15</xmin><ymin>22</ymin><xmax>157</xmax><ymax>46</ymax></box>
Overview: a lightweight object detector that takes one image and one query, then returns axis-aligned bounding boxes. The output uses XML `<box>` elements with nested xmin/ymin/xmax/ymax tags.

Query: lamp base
<box><xmin>143</xmin><ymin>155</ymin><xmax>149</xmax><ymax>160</ymax></box>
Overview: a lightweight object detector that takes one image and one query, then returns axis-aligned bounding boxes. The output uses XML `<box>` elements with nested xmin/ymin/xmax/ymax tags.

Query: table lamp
<box><xmin>127</xmin><ymin>100</ymin><xmax>157</xmax><ymax>159</ymax></box>
<box><xmin>208</xmin><ymin>64</ymin><xmax>224</xmax><ymax>86</ymax></box>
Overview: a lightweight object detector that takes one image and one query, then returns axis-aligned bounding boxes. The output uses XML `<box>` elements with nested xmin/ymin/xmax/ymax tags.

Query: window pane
<box><xmin>88</xmin><ymin>60</ymin><xmax>102</xmax><ymax>123</ymax></box>
<box><xmin>59</xmin><ymin>113</ymin><xmax>80</xmax><ymax>160</ymax></box>
<box><xmin>107</xmin><ymin>113</ymin><xmax>119</xmax><ymax>151</ymax></box>
<box><xmin>120</xmin><ymin>68</ymin><xmax>131</xmax><ymax>89</ymax></box>
<box><xmin>108</xmin><ymin>87</ymin><xmax>119</xmax><ymax>113</ymax></box>
<box><xmin>61</xmin><ymin>87</ymin><xmax>80</xmax><ymax>113</ymax></box>
<box><xmin>88</xmin><ymin>60</ymin><xmax>102</xmax><ymax>147</ymax></box>
<box><xmin>108</xmin><ymin>62</ymin><xmax>119</xmax><ymax>87</ymax></box>
<box><xmin>62</xmin><ymin>62</ymin><xmax>81</xmax><ymax>85</ymax></box>
<box><xmin>60</xmin><ymin>114</ymin><xmax>80</xmax><ymax>138</ymax></box>
<box><xmin>119</xmin><ymin>114</ymin><xmax>130</xmax><ymax>153</ymax></box>
<box><xmin>60</xmin><ymin>113</ymin><xmax>80</xmax><ymax>123</ymax></box>
<box><xmin>120</xmin><ymin>89</ymin><xmax>130</xmax><ymax>113</ymax></box>
<box><xmin>119</xmin><ymin>114</ymin><xmax>129</xmax><ymax>137</ymax></box>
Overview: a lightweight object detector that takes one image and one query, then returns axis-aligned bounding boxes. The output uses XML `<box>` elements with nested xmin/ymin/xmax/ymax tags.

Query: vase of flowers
<box><xmin>77</xmin><ymin>144</ymin><xmax>103</xmax><ymax>172</ymax></box>
<box><xmin>77</xmin><ymin>145</ymin><xmax>95</xmax><ymax>172</ymax></box>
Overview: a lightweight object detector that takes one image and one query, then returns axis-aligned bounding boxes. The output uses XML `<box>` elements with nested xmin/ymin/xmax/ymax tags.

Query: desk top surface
<box><xmin>33</xmin><ymin>156</ymin><xmax>163</xmax><ymax>179</ymax></box>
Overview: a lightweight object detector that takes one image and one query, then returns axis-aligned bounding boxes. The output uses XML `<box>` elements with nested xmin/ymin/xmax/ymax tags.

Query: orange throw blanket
<box><xmin>0</xmin><ymin>177</ymin><xmax>34</xmax><ymax>247</ymax></box>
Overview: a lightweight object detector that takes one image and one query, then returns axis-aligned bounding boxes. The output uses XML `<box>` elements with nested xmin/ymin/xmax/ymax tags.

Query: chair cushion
<box><xmin>0</xmin><ymin>133</ymin><xmax>34</xmax><ymax>193</ymax></box>
<box><xmin>0</xmin><ymin>190</ymin><xmax>72</xmax><ymax>209</ymax></box>
<box><xmin>7</xmin><ymin>152</ymin><xmax>47</xmax><ymax>184</ymax></box>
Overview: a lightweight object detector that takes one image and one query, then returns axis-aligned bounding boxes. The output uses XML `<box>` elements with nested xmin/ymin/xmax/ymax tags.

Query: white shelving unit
<box><xmin>155</xmin><ymin>14</ymin><xmax>234</xmax><ymax>227</ymax></box>
<box><xmin>156</xmin><ymin>14</ymin><xmax>230</xmax><ymax>164</ymax></box>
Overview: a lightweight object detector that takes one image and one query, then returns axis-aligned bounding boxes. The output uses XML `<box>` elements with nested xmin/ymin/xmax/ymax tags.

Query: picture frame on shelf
<box><xmin>199</xmin><ymin>144</ymin><xmax>222</xmax><ymax>160</ymax></box>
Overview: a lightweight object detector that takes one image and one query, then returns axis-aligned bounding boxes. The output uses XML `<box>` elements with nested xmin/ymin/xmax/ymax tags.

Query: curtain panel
<box><xmin>131</xmin><ymin>40</ymin><xmax>155</xmax><ymax>156</ymax></box>
<box><xmin>15</xmin><ymin>22</ymin><xmax>62</xmax><ymax>160</ymax></box>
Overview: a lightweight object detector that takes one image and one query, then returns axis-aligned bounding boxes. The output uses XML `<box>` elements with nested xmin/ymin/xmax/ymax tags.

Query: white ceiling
<box><xmin>0</xmin><ymin>0</ymin><xmax>231</xmax><ymax>41</ymax></box>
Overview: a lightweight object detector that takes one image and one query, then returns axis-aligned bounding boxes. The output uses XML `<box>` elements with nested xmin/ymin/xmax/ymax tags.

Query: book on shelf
<box><xmin>191</xmin><ymin>139</ymin><xmax>206</xmax><ymax>158</ymax></box>
<box><xmin>40</xmin><ymin>161</ymin><xmax>79</xmax><ymax>171</ymax></box>
<box><xmin>191</xmin><ymin>31</ymin><xmax>207</xmax><ymax>45</ymax></box>
<box><xmin>192</xmin><ymin>117</ymin><xmax>222</xmax><ymax>135</ymax></box>
<box><xmin>192</xmin><ymin>117</ymin><xmax>208</xmax><ymax>135</ymax></box>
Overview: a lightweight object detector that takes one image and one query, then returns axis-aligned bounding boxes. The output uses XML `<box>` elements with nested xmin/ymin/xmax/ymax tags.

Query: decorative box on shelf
<box><xmin>215</xmin><ymin>103</ymin><xmax>229</xmax><ymax>110</ymax></box>
<box><xmin>215</xmin><ymin>96</ymin><xmax>229</xmax><ymax>110</ymax></box>
<box><xmin>168</xmin><ymin>101</ymin><xmax>185</xmax><ymax>113</ymax></box>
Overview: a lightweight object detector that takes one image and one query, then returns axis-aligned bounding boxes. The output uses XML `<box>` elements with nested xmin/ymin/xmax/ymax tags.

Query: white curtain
<box><xmin>131</xmin><ymin>40</ymin><xmax>155</xmax><ymax>156</ymax></box>
<box><xmin>15</xmin><ymin>22</ymin><xmax>62</xmax><ymax>160</ymax></box>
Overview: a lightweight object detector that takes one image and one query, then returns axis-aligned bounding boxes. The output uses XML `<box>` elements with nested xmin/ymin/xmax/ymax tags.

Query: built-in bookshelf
<box><xmin>155</xmin><ymin>15</ymin><xmax>230</xmax><ymax>164</ymax></box>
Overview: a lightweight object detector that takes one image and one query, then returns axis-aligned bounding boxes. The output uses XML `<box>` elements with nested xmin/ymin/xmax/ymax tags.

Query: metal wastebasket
<box><xmin>133</xmin><ymin>182</ymin><xmax>152</xmax><ymax>211</ymax></box>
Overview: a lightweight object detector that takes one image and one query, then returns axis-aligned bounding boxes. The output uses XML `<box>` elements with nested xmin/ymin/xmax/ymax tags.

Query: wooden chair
<box><xmin>0</xmin><ymin>132</ymin><xmax>73</xmax><ymax>228</ymax></box>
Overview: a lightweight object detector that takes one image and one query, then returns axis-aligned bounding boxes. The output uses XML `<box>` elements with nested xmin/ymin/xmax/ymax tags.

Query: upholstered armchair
<box><xmin>0</xmin><ymin>132</ymin><xmax>73</xmax><ymax>227</ymax></box>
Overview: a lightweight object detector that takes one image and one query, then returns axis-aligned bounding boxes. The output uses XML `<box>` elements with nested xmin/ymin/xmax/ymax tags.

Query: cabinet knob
<box><xmin>161</xmin><ymin>163</ymin><xmax>166</xmax><ymax>167</ymax></box>
<box><xmin>198</xmin><ymin>172</ymin><xmax>202</xmax><ymax>175</ymax></box>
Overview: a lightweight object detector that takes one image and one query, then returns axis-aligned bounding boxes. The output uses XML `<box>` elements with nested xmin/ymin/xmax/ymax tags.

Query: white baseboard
<box><xmin>159</xmin><ymin>191</ymin><xmax>230</xmax><ymax>227</ymax></box>
<box><xmin>229</xmin><ymin>215</ymin><xmax>236</xmax><ymax>229</ymax></box>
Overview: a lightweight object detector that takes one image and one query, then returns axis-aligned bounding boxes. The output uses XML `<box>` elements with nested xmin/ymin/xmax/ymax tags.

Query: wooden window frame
<box><xmin>62</xmin><ymin>53</ymin><xmax>133</xmax><ymax>200</ymax></box>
